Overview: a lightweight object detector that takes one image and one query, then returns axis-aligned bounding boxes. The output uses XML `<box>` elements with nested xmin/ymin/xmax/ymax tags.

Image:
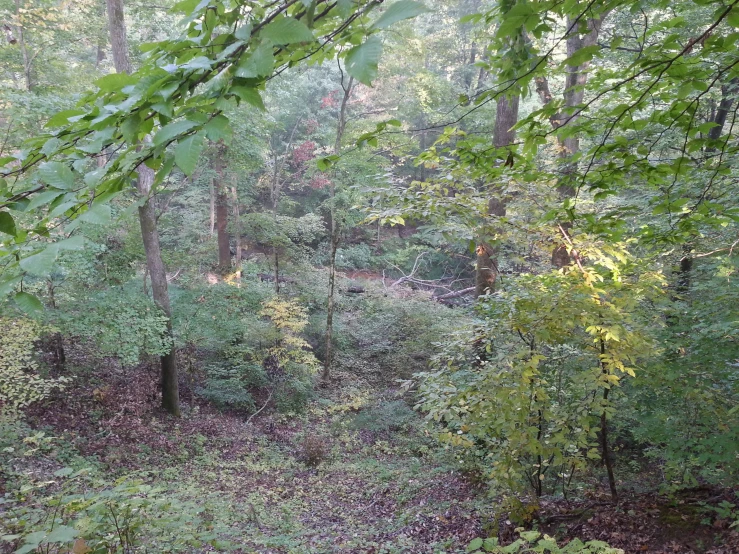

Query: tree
<box><xmin>323</xmin><ymin>71</ymin><xmax>353</xmax><ymax>381</ymax></box>
<box><xmin>0</xmin><ymin>0</ymin><xmax>430</xmax><ymax>388</ymax></box>
<box><xmin>105</xmin><ymin>0</ymin><xmax>179</xmax><ymax>416</ymax></box>
<box><xmin>474</xmin><ymin>92</ymin><xmax>519</xmax><ymax>297</ymax></box>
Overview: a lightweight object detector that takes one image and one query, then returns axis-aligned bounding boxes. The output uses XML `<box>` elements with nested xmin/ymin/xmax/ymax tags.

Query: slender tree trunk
<box><xmin>209</xmin><ymin>178</ymin><xmax>216</xmax><ymax>236</ymax></box>
<box><xmin>475</xmin><ymin>93</ymin><xmax>519</xmax><ymax>297</ymax></box>
<box><xmin>106</xmin><ymin>0</ymin><xmax>179</xmax><ymax>416</ymax></box>
<box><xmin>214</xmin><ymin>144</ymin><xmax>230</xmax><ymax>272</ymax></box>
<box><xmin>14</xmin><ymin>0</ymin><xmax>32</xmax><ymax>91</ymax></box>
<box><xmin>232</xmin><ymin>182</ymin><xmax>241</xmax><ymax>281</ymax></box>
<box><xmin>323</xmin><ymin>75</ymin><xmax>354</xmax><ymax>382</ymax></box>
<box><xmin>138</xmin><ymin>174</ymin><xmax>179</xmax><ymax>416</ymax></box>
<box><xmin>47</xmin><ymin>279</ymin><xmax>65</xmax><ymax>371</ymax></box>
<box><xmin>599</xmin><ymin>338</ymin><xmax>618</xmax><ymax>502</ymax></box>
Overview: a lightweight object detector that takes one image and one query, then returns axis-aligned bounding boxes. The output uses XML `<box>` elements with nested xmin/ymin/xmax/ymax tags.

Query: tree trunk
<box><xmin>47</xmin><ymin>279</ymin><xmax>65</xmax><ymax>371</ymax></box>
<box><xmin>209</xmin><ymin>178</ymin><xmax>216</xmax><ymax>236</ymax></box>
<box><xmin>475</xmin><ymin>93</ymin><xmax>519</xmax><ymax>297</ymax></box>
<box><xmin>323</xmin><ymin>75</ymin><xmax>354</xmax><ymax>382</ymax></box>
<box><xmin>106</xmin><ymin>0</ymin><xmax>179</xmax><ymax>416</ymax></box>
<box><xmin>232</xmin><ymin>183</ymin><xmax>242</xmax><ymax>281</ymax></box>
<box><xmin>14</xmin><ymin>0</ymin><xmax>32</xmax><ymax>91</ymax></box>
<box><xmin>138</xmin><ymin>173</ymin><xmax>180</xmax><ymax>416</ymax></box>
<box><xmin>535</xmin><ymin>16</ymin><xmax>606</xmax><ymax>268</ymax></box>
<box><xmin>214</xmin><ymin>144</ymin><xmax>230</xmax><ymax>272</ymax></box>
<box><xmin>599</xmin><ymin>338</ymin><xmax>618</xmax><ymax>502</ymax></box>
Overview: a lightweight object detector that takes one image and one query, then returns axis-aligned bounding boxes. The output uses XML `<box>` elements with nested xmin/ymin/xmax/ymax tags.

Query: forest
<box><xmin>0</xmin><ymin>0</ymin><xmax>738</xmax><ymax>552</ymax></box>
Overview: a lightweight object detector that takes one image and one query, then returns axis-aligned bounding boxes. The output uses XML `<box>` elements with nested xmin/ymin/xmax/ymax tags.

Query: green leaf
<box><xmin>14</xmin><ymin>291</ymin><xmax>43</xmax><ymax>313</ymax></box>
<box><xmin>231</xmin><ymin>86</ymin><xmax>266</xmax><ymax>111</ymax></box>
<box><xmin>564</xmin><ymin>44</ymin><xmax>600</xmax><ymax>67</ymax></box>
<box><xmin>95</xmin><ymin>73</ymin><xmax>138</xmax><ymax>92</ymax></box>
<box><xmin>174</xmin><ymin>133</ymin><xmax>205</xmax><ymax>176</ymax></box>
<box><xmin>153</xmin><ymin>120</ymin><xmax>199</xmax><ymax>146</ymax></box>
<box><xmin>234</xmin><ymin>23</ymin><xmax>253</xmax><ymax>40</ymax></box>
<box><xmin>79</xmin><ymin>204</ymin><xmax>112</xmax><ymax>225</ymax></box>
<box><xmin>38</xmin><ymin>162</ymin><xmax>75</xmax><ymax>190</ymax></box>
<box><xmin>56</xmin><ymin>236</ymin><xmax>86</xmax><ymax>250</ymax></box>
<box><xmin>204</xmin><ymin>115</ymin><xmax>232</xmax><ymax>143</ymax></box>
<box><xmin>235</xmin><ymin>41</ymin><xmax>275</xmax><ymax>78</ymax></box>
<box><xmin>0</xmin><ymin>275</ymin><xmax>22</xmax><ymax>297</ymax></box>
<box><xmin>0</xmin><ymin>211</ymin><xmax>16</xmax><ymax>236</ymax></box>
<box><xmin>20</xmin><ymin>245</ymin><xmax>59</xmax><ymax>276</ymax></box>
<box><xmin>345</xmin><ymin>36</ymin><xmax>383</xmax><ymax>86</ymax></box>
<box><xmin>371</xmin><ymin>0</ymin><xmax>429</xmax><ymax>30</ymax></box>
<box><xmin>26</xmin><ymin>190</ymin><xmax>66</xmax><ymax>212</ymax></box>
<box><xmin>337</xmin><ymin>0</ymin><xmax>353</xmax><ymax>16</ymax></box>
<box><xmin>261</xmin><ymin>16</ymin><xmax>314</xmax><ymax>45</ymax></box>
<box><xmin>172</xmin><ymin>0</ymin><xmax>202</xmax><ymax>13</ymax></box>
<box><xmin>45</xmin><ymin>525</ymin><xmax>78</xmax><ymax>543</ymax></box>
<box><xmin>467</xmin><ymin>537</ymin><xmax>483</xmax><ymax>552</ymax></box>
<box><xmin>45</xmin><ymin>109</ymin><xmax>86</xmax><ymax>128</ymax></box>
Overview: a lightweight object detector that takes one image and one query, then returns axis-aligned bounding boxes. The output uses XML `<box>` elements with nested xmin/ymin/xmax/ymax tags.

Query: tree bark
<box><xmin>209</xmin><ymin>178</ymin><xmax>216</xmax><ymax>236</ymax></box>
<box><xmin>232</xmin><ymin>182</ymin><xmax>242</xmax><ymax>281</ymax></box>
<box><xmin>214</xmin><ymin>145</ymin><xmax>230</xmax><ymax>272</ymax></box>
<box><xmin>599</xmin><ymin>338</ymin><xmax>618</xmax><ymax>502</ymax></box>
<box><xmin>323</xmin><ymin>75</ymin><xmax>354</xmax><ymax>382</ymax></box>
<box><xmin>106</xmin><ymin>0</ymin><xmax>179</xmax><ymax>416</ymax></box>
<box><xmin>14</xmin><ymin>0</ymin><xmax>32</xmax><ymax>91</ymax></box>
<box><xmin>535</xmin><ymin>17</ymin><xmax>606</xmax><ymax>268</ymax></box>
<box><xmin>475</xmin><ymin>93</ymin><xmax>519</xmax><ymax>297</ymax></box>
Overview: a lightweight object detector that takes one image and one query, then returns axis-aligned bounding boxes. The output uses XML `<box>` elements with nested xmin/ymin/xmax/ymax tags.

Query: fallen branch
<box><xmin>246</xmin><ymin>388</ymin><xmax>274</xmax><ymax>425</ymax></box>
<box><xmin>435</xmin><ymin>287</ymin><xmax>475</xmax><ymax>300</ymax></box>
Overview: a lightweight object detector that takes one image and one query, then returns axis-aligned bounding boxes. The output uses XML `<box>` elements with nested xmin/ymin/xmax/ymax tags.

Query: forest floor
<box><xmin>18</xmin><ymin>355</ymin><xmax>739</xmax><ymax>554</ymax></box>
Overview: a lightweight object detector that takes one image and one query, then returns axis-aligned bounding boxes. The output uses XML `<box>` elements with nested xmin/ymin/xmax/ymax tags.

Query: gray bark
<box><xmin>323</xmin><ymin>75</ymin><xmax>354</xmax><ymax>382</ymax></box>
<box><xmin>475</xmin><ymin>93</ymin><xmax>519</xmax><ymax>297</ymax></box>
<box><xmin>106</xmin><ymin>0</ymin><xmax>179</xmax><ymax>416</ymax></box>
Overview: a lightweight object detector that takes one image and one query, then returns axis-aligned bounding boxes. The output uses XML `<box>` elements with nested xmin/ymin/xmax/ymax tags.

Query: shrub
<box><xmin>468</xmin><ymin>531</ymin><xmax>623</xmax><ymax>553</ymax></box>
<box><xmin>335</xmin><ymin>243</ymin><xmax>373</xmax><ymax>270</ymax></box>
<box><xmin>56</xmin><ymin>288</ymin><xmax>172</xmax><ymax>367</ymax></box>
<box><xmin>346</xmin><ymin>400</ymin><xmax>417</xmax><ymax>435</ymax></box>
<box><xmin>1</xmin><ymin>470</ymin><xmax>227</xmax><ymax>554</ymax></box>
<box><xmin>0</xmin><ymin>317</ymin><xmax>68</xmax><ymax>414</ymax></box>
<box><xmin>296</xmin><ymin>434</ymin><xmax>330</xmax><ymax>467</ymax></box>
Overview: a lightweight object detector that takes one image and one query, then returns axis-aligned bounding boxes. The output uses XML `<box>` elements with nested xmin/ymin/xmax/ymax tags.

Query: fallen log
<box><xmin>435</xmin><ymin>287</ymin><xmax>475</xmax><ymax>301</ymax></box>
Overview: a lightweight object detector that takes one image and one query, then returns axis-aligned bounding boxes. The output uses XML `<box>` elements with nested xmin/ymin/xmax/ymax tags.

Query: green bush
<box><xmin>0</xmin><ymin>317</ymin><xmax>68</xmax><ymax>414</ymax></box>
<box><xmin>1</xmin><ymin>470</ymin><xmax>227</xmax><ymax>554</ymax></box>
<box><xmin>346</xmin><ymin>400</ymin><xmax>418</xmax><ymax>435</ymax></box>
<box><xmin>468</xmin><ymin>531</ymin><xmax>623</xmax><ymax>553</ymax></box>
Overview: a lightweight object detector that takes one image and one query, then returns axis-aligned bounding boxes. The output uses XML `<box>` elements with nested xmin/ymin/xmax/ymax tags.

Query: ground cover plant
<box><xmin>1</xmin><ymin>0</ymin><xmax>739</xmax><ymax>552</ymax></box>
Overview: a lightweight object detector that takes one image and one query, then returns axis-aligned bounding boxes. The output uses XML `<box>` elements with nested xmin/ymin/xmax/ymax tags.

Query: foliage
<box><xmin>1</xmin><ymin>469</ymin><xmax>226</xmax><ymax>554</ymax></box>
<box><xmin>346</xmin><ymin>399</ymin><xmax>418</xmax><ymax>435</ymax></box>
<box><xmin>296</xmin><ymin>433</ymin><xmax>331</xmax><ymax>468</ymax></box>
<box><xmin>467</xmin><ymin>531</ymin><xmax>622</xmax><ymax>554</ymax></box>
<box><xmin>259</xmin><ymin>297</ymin><xmax>318</xmax><ymax>372</ymax></box>
<box><xmin>58</xmin><ymin>288</ymin><xmax>173</xmax><ymax>367</ymax></box>
<box><xmin>414</xmin><ymin>246</ymin><xmax>665</xmax><ymax>494</ymax></box>
<box><xmin>0</xmin><ymin>317</ymin><xmax>67</xmax><ymax>414</ymax></box>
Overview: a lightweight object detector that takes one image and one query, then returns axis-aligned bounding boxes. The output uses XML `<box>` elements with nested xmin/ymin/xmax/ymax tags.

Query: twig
<box><xmin>246</xmin><ymin>388</ymin><xmax>274</xmax><ymax>425</ymax></box>
<box><xmin>435</xmin><ymin>287</ymin><xmax>475</xmax><ymax>300</ymax></box>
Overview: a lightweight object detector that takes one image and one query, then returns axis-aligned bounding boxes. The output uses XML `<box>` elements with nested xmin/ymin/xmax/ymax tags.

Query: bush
<box><xmin>346</xmin><ymin>400</ymin><xmax>418</xmax><ymax>435</ymax></box>
<box><xmin>468</xmin><ymin>531</ymin><xmax>623</xmax><ymax>553</ymax></box>
<box><xmin>335</xmin><ymin>243</ymin><xmax>373</xmax><ymax>270</ymax></box>
<box><xmin>55</xmin><ymin>288</ymin><xmax>172</xmax><ymax>367</ymax></box>
<box><xmin>1</xmin><ymin>470</ymin><xmax>227</xmax><ymax>554</ymax></box>
<box><xmin>0</xmin><ymin>317</ymin><xmax>68</xmax><ymax>414</ymax></box>
<box><xmin>197</xmin><ymin>372</ymin><xmax>256</xmax><ymax>413</ymax></box>
<box><xmin>296</xmin><ymin>434</ymin><xmax>330</xmax><ymax>467</ymax></box>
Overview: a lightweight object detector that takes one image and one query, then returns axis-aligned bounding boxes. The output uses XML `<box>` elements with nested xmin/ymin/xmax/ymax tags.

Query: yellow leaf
<box><xmin>73</xmin><ymin>539</ymin><xmax>92</xmax><ymax>554</ymax></box>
